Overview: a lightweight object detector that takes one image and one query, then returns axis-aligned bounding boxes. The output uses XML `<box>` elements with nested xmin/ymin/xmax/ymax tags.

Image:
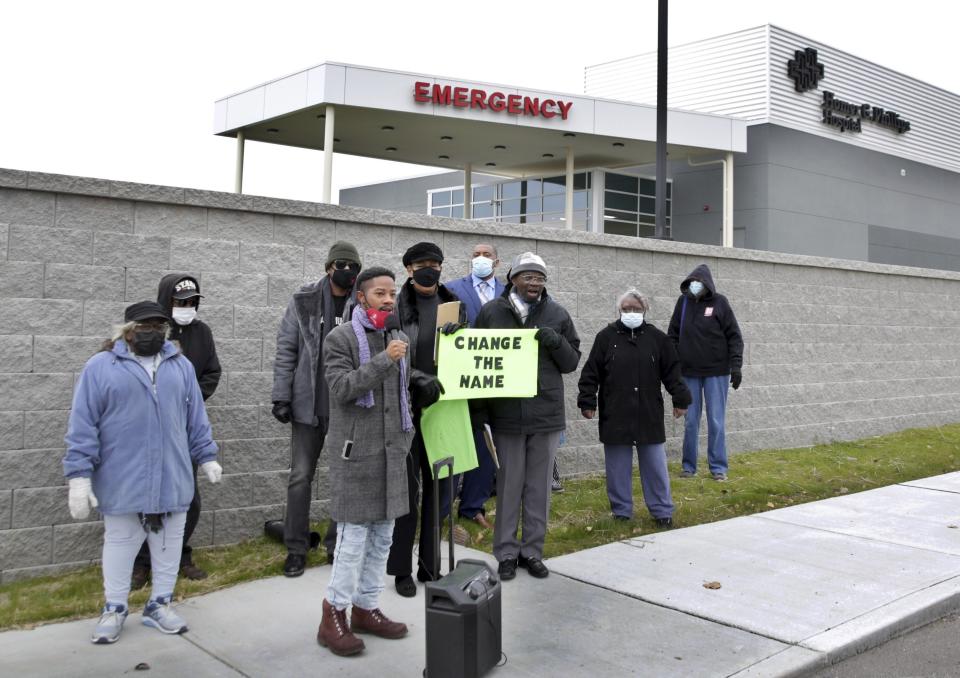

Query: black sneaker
<box><xmin>497</xmin><ymin>559</ymin><xmax>518</xmax><ymax>581</ymax></box>
<box><xmin>517</xmin><ymin>555</ymin><xmax>549</xmax><ymax>578</ymax></box>
<box><xmin>283</xmin><ymin>553</ymin><xmax>306</xmax><ymax>577</ymax></box>
<box><xmin>654</xmin><ymin>517</ymin><xmax>673</xmax><ymax>528</ymax></box>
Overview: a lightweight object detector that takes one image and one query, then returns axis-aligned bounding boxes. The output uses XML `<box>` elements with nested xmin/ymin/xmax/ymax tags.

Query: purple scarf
<box><xmin>351</xmin><ymin>310</ymin><xmax>413</xmax><ymax>433</ymax></box>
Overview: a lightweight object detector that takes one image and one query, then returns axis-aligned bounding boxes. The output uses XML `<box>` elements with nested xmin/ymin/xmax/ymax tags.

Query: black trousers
<box><xmin>386</xmin><ymin>419</ymin><xmax>455</xmax><ymax>581</ymax></box>
<box><xmin>135</xmin><ymin>463</ymin><xmax>200</xmax><ymax>569</ymax></box>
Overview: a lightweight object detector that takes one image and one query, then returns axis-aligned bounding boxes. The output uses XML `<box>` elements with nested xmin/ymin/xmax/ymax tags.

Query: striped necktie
<box><xmin>477</xmin><ymin>281</ymin><xmax>491</xmax><ymax>304</ymax></box>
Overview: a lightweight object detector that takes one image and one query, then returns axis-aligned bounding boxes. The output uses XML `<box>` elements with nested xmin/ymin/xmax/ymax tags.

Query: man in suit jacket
<box><xmin>444</xmin><ymin>243</ymin><xmax>504</xmax><ymax>530</ymax></box>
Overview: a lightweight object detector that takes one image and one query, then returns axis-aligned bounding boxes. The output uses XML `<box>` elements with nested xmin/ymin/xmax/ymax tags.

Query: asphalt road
<box><xmin>808</xmin><ymin>613</ymin><xmax>960</xmax><ymax>678</ymax></box>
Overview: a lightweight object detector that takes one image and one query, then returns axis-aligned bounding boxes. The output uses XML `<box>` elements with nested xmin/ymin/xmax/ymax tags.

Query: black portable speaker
<box><xmin>423</xmin><ymin>457</ymin><xmax>502</xmax><ymax>678</ymax></box>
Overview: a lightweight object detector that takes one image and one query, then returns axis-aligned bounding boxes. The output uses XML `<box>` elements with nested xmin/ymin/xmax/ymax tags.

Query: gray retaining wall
<box><xmin>2</xmin><ymin>167</ymin><xmax>960</xmax><ymax>582</ymax></box>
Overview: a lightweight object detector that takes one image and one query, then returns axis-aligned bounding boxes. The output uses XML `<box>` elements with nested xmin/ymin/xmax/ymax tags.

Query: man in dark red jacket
<box><xmin>667</xmin><ymin>264</ymin><xmax>743</xmax><ymax>482</ymax></box>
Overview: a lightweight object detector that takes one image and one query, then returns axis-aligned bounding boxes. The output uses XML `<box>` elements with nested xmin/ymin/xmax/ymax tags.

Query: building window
<box><xmin>603</xmin><ymin>172</ymin><xmax>671</xmax><ymax>238</ymax></box>
<box><xmin>428</xmin><ymin>173</ymin><xmax>590</xmax><ymax>229</ymax></box>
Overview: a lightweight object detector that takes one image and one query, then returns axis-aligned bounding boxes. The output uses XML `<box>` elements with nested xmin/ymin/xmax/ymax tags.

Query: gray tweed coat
<box><xmin>322</xmin><ymin>322</ymin><xmax>414</xmax><ymax>523</ymax></box>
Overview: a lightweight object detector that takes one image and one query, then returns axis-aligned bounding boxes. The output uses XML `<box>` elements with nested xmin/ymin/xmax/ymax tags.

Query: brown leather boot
<box><xmin>317</xmin><ymin>599</ymin><xmax>365</xmax><ymax>656</ymax></box>
<box><xmin>351</xmin><ymin>606</ymin><xmax>408</xmax><ymax>639</ymax></box>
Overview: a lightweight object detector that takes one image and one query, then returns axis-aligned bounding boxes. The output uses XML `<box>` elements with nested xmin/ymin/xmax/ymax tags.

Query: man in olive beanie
<box><xmin>272</xmin><ymin>241</ymin><xmax>362</xmax><ymax>576</ymax></box>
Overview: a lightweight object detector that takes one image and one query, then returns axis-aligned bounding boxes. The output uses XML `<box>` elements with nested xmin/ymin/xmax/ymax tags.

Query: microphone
<box><xmin>384</xmin><ymin>313</ymin><xmax>402</xmax><ymax>343</ymax></box>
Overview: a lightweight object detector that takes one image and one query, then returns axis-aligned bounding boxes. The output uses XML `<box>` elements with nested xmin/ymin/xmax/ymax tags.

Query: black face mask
<box><xmin>412</xmin><ymin>267</ymin><xmax>441</xmax><ymax>288</ymax></box>
<box><xmin>331</xmin><ymin>268</ymin><xmax>357</xmax><ymax>290</ymax></box>
<box><xmin>131</xmin><ymin>330</ymin><xmax>165</xmax><ymax>356</ymax></box>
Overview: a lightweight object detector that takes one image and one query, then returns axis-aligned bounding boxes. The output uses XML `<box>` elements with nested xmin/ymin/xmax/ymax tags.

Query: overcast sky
<box><xmin>2</xmin><ymin>0</ymin><xmax>956</xmax><ymax>203</ymax></box>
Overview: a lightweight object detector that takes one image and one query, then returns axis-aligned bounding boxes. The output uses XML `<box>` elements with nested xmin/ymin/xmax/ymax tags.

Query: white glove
<box><xmin>68</xmin><ymin>477</ymin><xmax>98</xmax><ymax>520</ymax></box>
<box><xmin>201</xmin><ymin>460</ymin><xmax>223</xmax><ymax>484</ymax></box>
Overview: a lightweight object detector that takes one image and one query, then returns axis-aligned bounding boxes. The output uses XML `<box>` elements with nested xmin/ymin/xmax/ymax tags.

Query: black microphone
<box><xmin>384</xmin><ymin>313</ymin><xmax>402</xmax><ymax>343</ymax></box>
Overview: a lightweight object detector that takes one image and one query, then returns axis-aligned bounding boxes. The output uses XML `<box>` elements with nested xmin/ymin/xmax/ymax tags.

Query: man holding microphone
<box><xmin>318</xmin><ymin>266</ymin><xmax>441</xmax><ymax>657</ymax></box>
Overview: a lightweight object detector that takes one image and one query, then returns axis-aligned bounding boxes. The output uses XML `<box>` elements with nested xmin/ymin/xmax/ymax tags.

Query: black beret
<box><xmin>402</xmin><ymin>241</ymin><xmax>444</xmax><ymax>267</ymax></box>
<box><xmin>124</xmin><ymin>301</ymin><xmax>171</xmax><ymax>323</ymax></box>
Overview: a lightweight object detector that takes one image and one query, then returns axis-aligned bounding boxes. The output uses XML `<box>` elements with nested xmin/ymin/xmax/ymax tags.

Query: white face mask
<box><xmin>688</xmin><ymin>280</ymin><xmax>705</xmax><ymax>297</ymax></box>
<box><xmin>172</xmin><ymin>307</ymin><xmax>197</xmax><ymax>326</ymax></box>
<box><xmin>472</xmin><ymin>256</ymin><xmax>494</xmax><ymax>279</ymax></box>
<box><xmin>620</xmin><ymin>312</ymin><xmax>644</xmax><ymax>329</ymax></box>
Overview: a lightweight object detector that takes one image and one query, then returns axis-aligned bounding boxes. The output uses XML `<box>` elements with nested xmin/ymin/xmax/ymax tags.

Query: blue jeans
<box><xmin>682</xmin><ymin>375</ymin><xmax>729</xmax><ymax>475</ymax></box>
<box><xmin>604</xmin><ymin>443</ymin><xmax>673</xmax><ymax>519</ymax></box>
<box><xmin>326</xmin><ymin>520</ymin><xmax>394</xmax><ymax>611</ymax></box>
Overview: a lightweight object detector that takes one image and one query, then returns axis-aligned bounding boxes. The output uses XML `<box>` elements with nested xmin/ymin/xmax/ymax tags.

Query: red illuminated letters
<box><xmin>413</xmin><ymin>81</ymin><xmax>572</xmax><ymax>120</ymax></box>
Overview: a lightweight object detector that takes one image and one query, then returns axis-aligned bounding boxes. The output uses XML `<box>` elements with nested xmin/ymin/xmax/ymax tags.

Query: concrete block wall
<box><xmin>2</xmin><ymin>168</ymin><xmax>960</xmax><ymax>581</ymax></box>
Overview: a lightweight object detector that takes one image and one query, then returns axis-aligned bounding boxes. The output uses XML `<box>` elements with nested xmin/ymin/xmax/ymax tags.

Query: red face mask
<box><xmin>365</xmin><ymin>308</ymin><xmax>392</xmax><ymax>330</ymax></box>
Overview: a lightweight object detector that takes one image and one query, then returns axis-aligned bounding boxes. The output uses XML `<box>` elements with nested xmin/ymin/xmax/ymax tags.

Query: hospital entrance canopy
<box><xmin>214</xmin><ymin>62</ymin><xmax>747</xmax><ymax>227</ymax></box>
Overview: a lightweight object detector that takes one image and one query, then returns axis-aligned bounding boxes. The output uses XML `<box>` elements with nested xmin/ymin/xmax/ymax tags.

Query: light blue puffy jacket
<box><xmin>63</xmin><ymin>339</ymin><xmax>218</xmax><ymax>515</ymax></box>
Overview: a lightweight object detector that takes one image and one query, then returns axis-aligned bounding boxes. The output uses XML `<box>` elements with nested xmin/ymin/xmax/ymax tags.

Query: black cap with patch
<box><xmin>172</xmin><ymin>277</ymin><xmax>204</xmax><ymax>300</ymax></box>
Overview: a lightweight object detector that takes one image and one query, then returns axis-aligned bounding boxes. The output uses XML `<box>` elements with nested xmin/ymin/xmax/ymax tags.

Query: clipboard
<box><xmin>482</xmin><ymin>423</ymin><xmax>500</xmax><ymax>470</ymax></box>
<box><xmin>434</xmin><ymin>300</ymin><xmax>461</xmax><ymax>364</ymax></box>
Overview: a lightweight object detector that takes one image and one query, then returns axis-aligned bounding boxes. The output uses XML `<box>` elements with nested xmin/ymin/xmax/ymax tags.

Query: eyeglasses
<box><xmin>412</xmin><ymin>261</ymin><xmax>442</xmax><ymax>271</ymax></box>
<box><xmin>332</xmin><ymin>260</ymin><xmax>360</xmax><ymax>271</ymax></box>
<box><xmin>172</xmin><ymin>298</ymin><xmax>198</xmax><ymax>308</ymax></box>
<box><xmin>518</xmin><ymin>274</ymin><xmax>546</xmax><ymax>284</ymax></box>
<box><xmin>134</xmin><ymin>321</ymin><xmax>168</xmax><ymax>332</ymax></box>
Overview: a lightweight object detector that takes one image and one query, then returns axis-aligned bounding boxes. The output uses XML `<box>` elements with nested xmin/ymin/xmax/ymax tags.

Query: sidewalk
<box><xmin>3</xmin><ymin>471</ymin><xmax>959</xmax><ymax>677</ymax></box>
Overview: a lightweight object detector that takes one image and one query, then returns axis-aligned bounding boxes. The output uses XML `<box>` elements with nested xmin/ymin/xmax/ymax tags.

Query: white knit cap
<box><xmin>509</xmin><ymin>252</ymin><xmax>547</xmax><ymax>279</ymax></box>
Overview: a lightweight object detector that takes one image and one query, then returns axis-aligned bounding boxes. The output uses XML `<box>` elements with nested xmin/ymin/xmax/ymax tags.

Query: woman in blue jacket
<box><xmin>63</xmin><ymin>301</ymin><xmax>221</xmax><ymax>645</ymax></box>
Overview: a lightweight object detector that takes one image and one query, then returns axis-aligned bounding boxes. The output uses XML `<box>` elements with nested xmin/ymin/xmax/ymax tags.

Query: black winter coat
<box><xmin>578</xmin><ymin>320</ymin><xmax>691</xmax><ymax>445</ymax></box>
<box><xmin>157</xmin><ymin>274</ymin><xmax>222</xmax><ymax>401</ymax></box>
<box><xmin>474</xmin><ymin>286</ymin><xmax>580</xmax><ymax>434</ymax></box>
<box><xmin>396</xmin><ymin>278</ymin><xmax>467</xmax><ymax>411</ymax></box>
<box><xmin>667</xmin><ymin>264</ymin><xmax>743</xmax><ymax>378</ymax></box>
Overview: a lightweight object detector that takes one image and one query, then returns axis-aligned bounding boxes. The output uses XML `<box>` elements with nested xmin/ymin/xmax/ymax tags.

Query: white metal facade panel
<box><xmin>768</xmin><ymin>26</ymin><xmax>960</xmax><ymax>174</ymax></box>
<box><xmin>305</xmin><ymin>64</ymin><xmax>347</xmax><ymax>107</ymax></box>
<box><xmin>213</xmin><ymin>100</ymin><xmax>228</xmax><ymax>134</ymax></box>
<box><xmin>585</xmin><ymin>26</ymin><xmax>770</xmax><ymax>120</ymax></box>
<box><xmin>344</xmin><ymin>68</ymin><xmax>429</xmax><ymax>114</ymax></box>
<box><xmin>593</xmin><ymin>100</ymin><xmax>656</xmax><ymax>138</ymax></box>
<box><xmin>264</xmin><ymin>71</ymin><xmax>309</xmax><ymax>120</ymax></box>
<box><xmin>224</xmin><ymin>87</ymin><xmax>266</xmax><ymax>131</ymax></box>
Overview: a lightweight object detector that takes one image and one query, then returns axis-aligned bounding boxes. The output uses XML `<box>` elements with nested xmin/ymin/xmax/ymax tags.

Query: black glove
<box><xmin>412</xmin><ymin>375</ymin><xmax>445</xmax><ymax>410</ymax></box>
<box><xmin>271</xmin><ymin>401</ymin><xmax>292</xmax><ymax>424</ymax></box>
<box><xmin>730</xmin><ymin>371</ymin><xmax>742</xmax><ymax>390</ymax></box>
<box><xmin>440</xmin><ymin>321</ymin><xmax>464</xmax><ymax>336</ymax></box>
<box><xmin>535</xmin><ymin>326</ymin><xmax>563</xmax><ymax>351</ymax></box>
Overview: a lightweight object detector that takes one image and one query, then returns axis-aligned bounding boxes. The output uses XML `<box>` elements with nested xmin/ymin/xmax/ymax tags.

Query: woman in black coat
<box><xmin>577</xmin><ymin>289</ymin><xmax>691</xmax><ymax>526</ymax></box>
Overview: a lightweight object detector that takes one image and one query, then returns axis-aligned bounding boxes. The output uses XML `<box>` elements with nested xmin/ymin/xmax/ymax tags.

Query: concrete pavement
<box><xmin>3</xmin><ymin>471</ymin><xmax>959</xmax><ymax>677</ymax></box>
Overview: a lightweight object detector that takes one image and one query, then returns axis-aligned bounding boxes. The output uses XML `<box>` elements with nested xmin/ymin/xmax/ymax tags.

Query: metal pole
<box><xmin>565</xmin><ymin>147</ymin><xmax>574</xmax><ymax>229</ymax></box>
<box><xmin>322</xmin><ymin>105</ymin><xmax>335</xmax><ymax>204</ymax></box>
<box><xmin>654</xmin><ymin>0</ymin><xmax>668</xmax><ymax>238</ymax></box>
<box><xmin>234</xmin><ymin>129</ymin><xmax>245</xmax><ymax>194</ymax></box>
<box><xmin>463</xmin><ymin>163</ymin><xmax>472</xmax><ymax>219</ymax></box>
<box><xmin>724</xmin><ymin>152</ymin><xmax>734</xmax><ymax>247</ymax></box>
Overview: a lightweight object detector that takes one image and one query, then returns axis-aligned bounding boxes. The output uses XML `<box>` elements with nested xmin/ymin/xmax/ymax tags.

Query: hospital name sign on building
<box><xmin>787</xmin><ymin>47</ymin><xmax>911</xmax><ymax>135</ymax></box>
<box><xmin>414</xmin><ymin>81</ymin><xmax>573</xmax><ymax>120</ymax></box>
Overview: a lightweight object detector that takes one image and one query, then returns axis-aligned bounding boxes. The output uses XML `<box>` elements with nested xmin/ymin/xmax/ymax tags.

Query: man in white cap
<box><xmin>473</xmin><ymin>252</ymin><xmax>580</xmax><ymax>581</ymax></box>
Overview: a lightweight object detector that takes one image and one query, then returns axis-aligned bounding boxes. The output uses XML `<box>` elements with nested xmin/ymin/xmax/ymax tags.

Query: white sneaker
<box><xmin>91</xmin><ymin>604</ymin><xmax>128</xmax><ymax>644</ymax></box>
<box><xmin>141</xmin><ymin>596</ymin><xmax>188</xmax><ymax>634</ymax></box>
